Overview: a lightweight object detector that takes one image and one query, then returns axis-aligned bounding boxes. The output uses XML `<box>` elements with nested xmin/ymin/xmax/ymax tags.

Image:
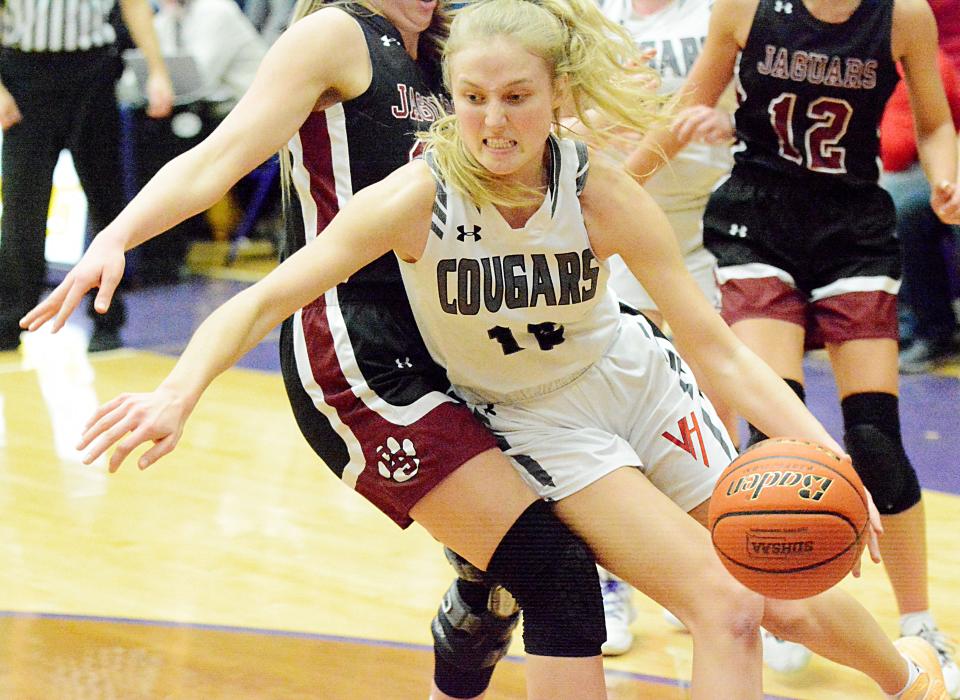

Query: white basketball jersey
<box><xmin>399</xmin><ymin>136</ymin><xmax>622</xmax><ymax>402</ymax></box>
<box><xmin>600</xmin><ymin>0</ymin><xmax>734</xmax><ymax>213</ymax></box>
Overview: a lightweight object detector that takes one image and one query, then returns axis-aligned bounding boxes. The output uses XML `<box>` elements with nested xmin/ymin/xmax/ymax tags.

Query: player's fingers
<box><xmin>92</xmin><ymin>263</ymin><xmax>124</xmax><ymax>314</ymax></box>
<box><xmin>52</xmin><ymin>282</ymin><xmax>89</xmax><ymax>333</ymax></box>
<box><xmin>864</xmin><ymin>489</ymin><xmax>883</xmax><ymax>564</ymax></box>
<box><xmin>137</xmin><ymin>434</ymin><xmax>178</xmax><ymax>470</ymax></box>
<box><xmin>82</xmin><ymin>394</ymin><xmax>130</xmax><ymax>434</ymax></box>
<box><xmin>20</xmin><ymin>282</ymin><xmax>70</xmax><ymax>330</ymax></box>
<box><xmin>82</xmin><ymin>414</ymin><xmax>136</xmax><ymax>466</ymax></box>
<box><xmin>865</xmin><ymin>489</ymin><xmax>883</xmax><ymax>536</ymax></box>
<box><xmin>110</xmin><ymin>424</ymin><xmax>167</xmax><ymax>473</ymax></box>
<box><xmin>851</xmin><ymin>550</ymin><xmax>863</xmax><ymax>578</ymax></box>
<box><xmin>867</xmin><ymin>527</ymin><xmax>882</xmax><ymax>564</ymax></box>
<box><xmin>78</xmin><ymin>403</ymin><xmax>131</xmax><ymax>451</ymax></box>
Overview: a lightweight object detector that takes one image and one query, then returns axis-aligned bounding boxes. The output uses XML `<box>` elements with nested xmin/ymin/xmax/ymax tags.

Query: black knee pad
<box><xmin>486</xmin><ymin>500</ymin><xmax>605</xmax><ymax>658</ymax></box>
<box><xmin>748</xmin><ymin>379</ymin><xmax>805</xmax><ymax>447</ymax></box>
<box><xmin>842</xmin><ymin>392</ymin><xmax>921</xmax><ymax>515</ymax></box>
<box><xmin>431</xmin><ymin>573</ymin><xmax>520</xmax><ymax>698</ymax></box>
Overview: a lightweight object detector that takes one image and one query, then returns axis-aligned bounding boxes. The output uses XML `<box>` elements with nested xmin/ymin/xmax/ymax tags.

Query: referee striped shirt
<box><xmin>1</xmin><ymin>0</ymin><xmax>118</xmax><ymax>52</ymax></box>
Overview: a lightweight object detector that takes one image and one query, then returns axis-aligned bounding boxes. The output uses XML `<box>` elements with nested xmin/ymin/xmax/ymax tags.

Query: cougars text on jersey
<box><xmin>436</xmin><ymin>250</ymin><xmax>600</xmax><ymax>316</ymax></box>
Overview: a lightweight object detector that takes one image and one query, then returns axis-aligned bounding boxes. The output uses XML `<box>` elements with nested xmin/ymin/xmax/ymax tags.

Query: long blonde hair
<box><xmin>279</xmin><ymin>0</ymin><xmax>451</xmax><ymax>208</ymax></box>
<box><xmin>419</xmin><ymin>0</ymin><xmax>670</xmax><ymax>208</ymax></box>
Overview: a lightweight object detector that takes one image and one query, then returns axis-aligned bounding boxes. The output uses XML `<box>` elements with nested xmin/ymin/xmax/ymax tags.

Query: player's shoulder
<box><xmin>579</xmin><ymin>148</ymin><xmax>641</xmax><ymax>206</ymax></box>
<box><xmin>891</xmin><ymin>0</ymin><xmax>937</xmax><ymax>58</ymax></box>
<box><xmin>281</xmin><ymin>6</ymin><xmax>367</xmax><ymax>54</ymax></box>
<box><xmin>578</xmin><ymin>147</ymin><xmax>652</xmax><ymax>235</ymax></box>
<box><xmin>702</xmin><ymin>0</ymin><xmax>757</xmax><ymax>46</ymax></box>
<box><xmin>891</xmin><ymin>0</ymin><xmax>936</xmax><ymax>28</ymax></box>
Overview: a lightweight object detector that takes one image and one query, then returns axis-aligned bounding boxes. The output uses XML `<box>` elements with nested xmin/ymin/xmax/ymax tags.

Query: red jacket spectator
<box><xmin>929</xmin><ymin>0</ymin><xmax>960</xmax><ymax>72</ymax></box>
<box><xmin>880</xmin><ymin>50</ymin><xmax>960</xmax><ymax>172</ymax></box>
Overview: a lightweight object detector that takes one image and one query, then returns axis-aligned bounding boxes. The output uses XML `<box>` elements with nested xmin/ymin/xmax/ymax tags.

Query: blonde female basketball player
<box><xmin>24</xmin><ymin>0</ymin><xmax>950</xmax><ymax>697</ymax></box>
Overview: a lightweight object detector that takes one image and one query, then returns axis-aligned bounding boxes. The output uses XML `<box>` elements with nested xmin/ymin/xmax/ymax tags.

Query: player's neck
<box><xmin>631</xmin><ymin>0</ymin><xmax>672</xmax><ymax>18</ymax></box>
<box><xmin>801</xmin><ymin>0</ymin><xmax>861</xmax><ymax>24</ymax></box>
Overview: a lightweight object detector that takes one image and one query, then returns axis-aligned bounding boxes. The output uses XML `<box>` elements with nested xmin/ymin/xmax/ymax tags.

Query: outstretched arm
<box><xmin>582</xmin><ymin>157</ymin><xmax>883</xmax><ymax>561</ymax></box>
<box><xmin>20</xmin><ymin>7</ymin><xmax>372</xmax><ymax>332</ymax></box>
<box><xmin>583</xmin><ymin>158</ymin><xmax>841</xmax><ymax>451</ymax></box>
<box><xmin>79</xmin><ymin>163</ymin><xmax>435</xmax><ymax>472</ymax></box>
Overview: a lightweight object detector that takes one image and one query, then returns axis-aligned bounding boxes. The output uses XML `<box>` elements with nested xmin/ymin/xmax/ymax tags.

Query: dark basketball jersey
<box><xmin>282</xmin><ymin>4</ymin><xmax>445</xmax><ymax>293</ymax></box>
<box><xmin>733</xmin><ymin>0</ymin><xmax>898</xmax><ymax>186</ymax></box>
<box><xmin>277</xmin><ymin>6</ymin><xmax>456</xmax><ymax>481</ymax></box>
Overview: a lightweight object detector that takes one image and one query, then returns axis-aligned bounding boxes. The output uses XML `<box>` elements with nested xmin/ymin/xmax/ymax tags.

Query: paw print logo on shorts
<box><xmin>377</xmin><ymin>437</ymin><xmax>421</xmax><ymax>483</ymax></box>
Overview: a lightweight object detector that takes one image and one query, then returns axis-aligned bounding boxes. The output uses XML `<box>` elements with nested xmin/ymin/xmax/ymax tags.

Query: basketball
<box><xmin>708</xmin><ymin>438</ymin><xmax>869</xmax><ymax>600</ymax></box>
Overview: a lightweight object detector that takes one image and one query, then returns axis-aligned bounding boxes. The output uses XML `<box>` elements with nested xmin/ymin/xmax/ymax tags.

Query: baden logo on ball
<box><xmin>708</xmin><ymin>438</ymin><xmax>869</xmax><ymax>600</ymax></box>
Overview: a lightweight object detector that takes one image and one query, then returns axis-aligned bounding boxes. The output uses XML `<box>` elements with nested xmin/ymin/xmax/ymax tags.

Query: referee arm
<box><xmin>119</xmin><ymin>0</ymin><xmax>174</xmax><ymax>118</ymax></box>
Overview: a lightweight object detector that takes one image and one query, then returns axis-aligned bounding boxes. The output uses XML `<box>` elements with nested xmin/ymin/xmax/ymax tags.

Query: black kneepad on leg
<box><xmin>748</xmin><ymin>379</ymin><xmax>806</xmax><ymax>447</ymax></box>
<box><xmin>842</xmin><ymin>392</ymin><xmax>921</xmax><ymax>515</ymax></box>
<box><xmin>485</xmin><ymin>500</ymin><xmax>606</xmax><ymax>658</ymax></box>
<box><xmin>431</xmin><ymin>569</ymin><xmax>520</xmax><ymax>699</ymax></box>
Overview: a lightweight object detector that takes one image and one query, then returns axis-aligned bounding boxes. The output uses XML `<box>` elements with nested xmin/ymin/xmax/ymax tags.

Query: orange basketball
<box><xmin>708</xmin><ymin>438</ymin><xmax>869</xmax><ymax>599</ymax></box>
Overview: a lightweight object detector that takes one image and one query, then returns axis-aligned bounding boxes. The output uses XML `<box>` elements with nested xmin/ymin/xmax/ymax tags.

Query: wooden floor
<box><xmin>1</xmin><ymin>324</ymin><xmax>959</xmax><ymax>699</ymax></box>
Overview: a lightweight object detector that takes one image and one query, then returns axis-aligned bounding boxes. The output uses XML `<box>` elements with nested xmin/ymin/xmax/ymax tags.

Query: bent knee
<box><xmin>761</xmin><ymin>598</ymin><xmax>813</xmax><ymax>636</ymax></box>
<box><xmin>682</xmin><ymin>577</ymin><xmax>764</xmax><ymax>641</ymax></box>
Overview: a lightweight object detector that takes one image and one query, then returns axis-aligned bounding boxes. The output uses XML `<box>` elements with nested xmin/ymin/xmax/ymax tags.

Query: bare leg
<box><xmin>684</xmin><ymin>501</ymin><xmax>910</xmax><ymax>695</ymax></box>
<box><xmin>827</xmin><ymin>338</ymin><xmax>930</xmax><ymax>615</ymax></box>
<box><xmin>411</xmin><ymin>448</ymin><xmax>607</xmax><ymax>700</ymax></box>
<box><xmin>554</xmin><ymin>468</ymin><xmax>765</xmax><ymax>700</ymax></box>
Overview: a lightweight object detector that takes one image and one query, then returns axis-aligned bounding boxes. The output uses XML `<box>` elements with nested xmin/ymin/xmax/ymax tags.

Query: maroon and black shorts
<box><xmin>280</xmin><ymin>288</ymin><xmax>497</xmax><ymax>528</ymax></box>
<box><xmin>703</xmin><ymin>167</ymin><xmax>900</xmax><ymax>349</ymax></box>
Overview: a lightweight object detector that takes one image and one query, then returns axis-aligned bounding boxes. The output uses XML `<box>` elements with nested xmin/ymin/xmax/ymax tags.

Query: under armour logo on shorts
<box><xmin>729</xmin><ymin>223</ymin><xmax>748</xmax><ymax>238</ymax></box>
<box><xmin>456</xmin><ymin>225</ymin><xmax>483</xmax><ymax>242</ymax></box>
<box><xmin>774</xmin><ymin>0</ymin><xmax>792</xmax><ymax>12</ymax></box>
<box><xmin>377</xmin><ymin>437</ymin><xmax>421</xmax><ymax>483</ymax></box>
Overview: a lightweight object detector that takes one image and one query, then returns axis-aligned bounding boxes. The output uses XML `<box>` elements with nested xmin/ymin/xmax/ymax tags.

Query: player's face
<box><xmin>375</xmin><ymin>0</ymin><xmax>437</xmax><ymax>38</ymax></box>
<box><xmin>450</xmin><ymin>36</ymin><xmax>557</xmax><ymax>189</ymax></box>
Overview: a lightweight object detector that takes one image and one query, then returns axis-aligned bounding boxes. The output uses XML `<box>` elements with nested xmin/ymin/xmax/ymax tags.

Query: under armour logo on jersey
<box><xmin>395</xmin><ymin>356</ymin><xmax>412</xmax><ymax>369</ymax></box>
<box><xmin>380</xmin><ymin>35</ymin><xmax>401</xmax><ymax>47</ymax></box>
<box><xmin>376</xmin><ymin>437</ymin><xmax>420</xmax><ymax>483</ymax></box>
<box><xmin>729</xmin><ymin>223</ymin><xmax>748</xmax><ymax>238</ymax></box>
<box><xmin>774</xmin><ymin>0</ymin><xmax>792</xmax><ymax>13</ymax></box>
<box><xmin>456</xmin><ymin>224</ymin><xmax>482</xmax><ymax>242</ymax></box>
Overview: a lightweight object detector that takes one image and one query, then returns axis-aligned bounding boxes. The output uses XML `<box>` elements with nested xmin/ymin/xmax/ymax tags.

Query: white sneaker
<box><xmin>761</xmin><ymin>628</ymin><xmax>812</xmax><ymax>673</ymax></box>
<box><xmin>599</xmin><ymin>568</ymin><xmax>636</xmax><ymax>656</ymax></box>
<box><xmin>901</xmin><ymin>619</ymin><xmax>960</xmax><ymax>699</ymax></box>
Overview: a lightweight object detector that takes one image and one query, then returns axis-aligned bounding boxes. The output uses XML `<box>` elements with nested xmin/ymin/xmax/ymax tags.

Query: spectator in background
<box><xmin>242</xmin><ymin>0</ymin><xmax>296</xmax><ymax>46</ymax></box>
<box><xmin>121</xmin><ymin>0</ymin><xmax>268</xmax><ymax>284</ymax></box>
<box><xmin>881</xmin><ymin>49</ymin><xmax>960</xmax><ymax>373</ymax></box>
<box><xmin>153</xmin><ymin>0</ymin><xmax>267</xmax><ymax>120</ymax></box>
<box><xmin>0</xmin><ymin>0</ymin><xmax>173</xmax><ymax>353</ymax></box>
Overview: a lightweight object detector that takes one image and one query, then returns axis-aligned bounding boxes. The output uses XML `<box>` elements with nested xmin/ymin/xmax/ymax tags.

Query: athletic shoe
<box><xmin>901</xmin><ymin>620</ymin><xmax>960</xmax><ymax>699</ymax></box>
<box><xmin>0</xmin><ymin>328</ymin><xmax>21</xmax><ymax>352</ymax></box>
<box><xmin>598</xmin><ymin>568</ymin><xmax>636</xmax><ymax>656</ymax></box>
<box><xmin>761</xmin><ymin>628</ymin><xmax>812</xmax><ymax>673</ymax></box>
<box><xmin>88</xmin><ymin>327</ymin><xmax>122</xmax><ymax>353</ymax></box>
<box><xmin>895</xmin><ymin>636</ymin><xmax>949</xmax><ymax>699</ymax></box>
<box><xmin>899</xmin><ymin>336</ymin><xmax>957</xmax><ymax>374</ymax></box>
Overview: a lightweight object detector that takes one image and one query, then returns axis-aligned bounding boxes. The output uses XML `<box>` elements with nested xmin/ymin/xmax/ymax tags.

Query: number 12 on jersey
<box><xmin>769</xmin><ymin>92</ymin><xmax>853</xmax><ymax>174</ymax></box>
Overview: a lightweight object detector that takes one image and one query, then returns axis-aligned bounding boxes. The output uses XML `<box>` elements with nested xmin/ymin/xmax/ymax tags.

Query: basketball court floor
<box><xmin>1</xmin><ymin>273</ymin><xmax>958</xmax><ymax>699</ymax></box>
